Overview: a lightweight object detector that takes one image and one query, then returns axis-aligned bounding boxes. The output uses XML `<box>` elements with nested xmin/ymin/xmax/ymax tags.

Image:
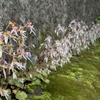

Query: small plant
<box><xmin>39</xmin><ymin>20</ymin><xmax>100</xmax><ymax>71</ymax></box>
<box><xmin>0</xmin><ymin>21</ymin><xmax>51</xmax><ymax>100</ymax></box>
<box><xmin>0</xmin><ymin>21</ymin><xmax>36</xmax><ymax>99</ymax></box>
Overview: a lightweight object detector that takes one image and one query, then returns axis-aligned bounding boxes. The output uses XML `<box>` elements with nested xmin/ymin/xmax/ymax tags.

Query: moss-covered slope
<box><xmin>45</xmin><ymin>41</ymin><xmax>100</xmax><ymax>100</ymax></box>
<box><xmin>31</xmin><ymin>40</ymin><xmax>100</xmax><ymax>100</ymax></box>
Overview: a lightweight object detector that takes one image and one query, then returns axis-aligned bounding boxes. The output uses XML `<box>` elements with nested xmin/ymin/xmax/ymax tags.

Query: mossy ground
<box><xmin>30</xmin><ymin>40</ymin><xmax>100</xmax><ymax>100</ymax></box>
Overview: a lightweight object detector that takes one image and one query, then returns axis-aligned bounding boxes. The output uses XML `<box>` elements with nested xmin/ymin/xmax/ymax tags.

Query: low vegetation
<box><xmin>0</xmin><ymin>19</ymin><xmax>100</xmax><ymax>100</ymax></box>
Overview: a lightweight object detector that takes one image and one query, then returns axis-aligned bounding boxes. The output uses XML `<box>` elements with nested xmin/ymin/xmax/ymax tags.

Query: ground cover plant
<box><xmin>0</xmin><ymin>19</ymin><xmax>100</xmax><ymax>100</ymax></box>
<box><xmin>39</xmin><ymin>40</ymin><xmax>100</xmax><ymax>100</ymax></box>
<box><xmin>0</xmin><ymin>21</ymin><xmax>49</xmax><ymax>100</ymax></box>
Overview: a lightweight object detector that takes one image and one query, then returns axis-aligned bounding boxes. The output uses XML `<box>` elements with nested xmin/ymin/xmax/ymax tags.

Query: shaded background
<box><xmin>0</xmin><ymin>0</ymin><xmax>100</xmax><ymax>32</ymax></box>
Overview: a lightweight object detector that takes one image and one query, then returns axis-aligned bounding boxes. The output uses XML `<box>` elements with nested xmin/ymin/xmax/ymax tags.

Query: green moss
<box><xmin>27</xmin><ymin>41</ymin><xmax>100</xmax><ymax>100</ymax></box>
<box><xmin>42</xmin><ymin>41</ymin><xmax>100</xmax><ymax>100</ymax></box>
<box><xmin>30</xmin><ymin>92</ymin><xmax>51</xmax><ymax>100</ymax></box>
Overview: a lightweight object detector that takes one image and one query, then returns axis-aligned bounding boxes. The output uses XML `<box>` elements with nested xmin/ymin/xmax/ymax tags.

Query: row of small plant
<box><xmin>39</xmin><ymin>20</ymin><xmax>100</xmax><ymax>72</ymax></box>
<box><xmin>0</xmin><ymin>20</ymin><xmax>100</xmax><ymax>100</ymax></box>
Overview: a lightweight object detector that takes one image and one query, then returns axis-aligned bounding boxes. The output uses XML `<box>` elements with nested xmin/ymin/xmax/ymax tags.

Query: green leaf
<box><xmin>36</xmin><ymin>74</ymin><xmax>44</xmax><ymax>80</ymax></box>
<box><xmin>13</xmin><ymin>90</ymin><xmax>17</xmax><ymax>94</ymax></box>
<box><xmin>32</xmin><ymin>79</ymin><xmax>41</xmax><ymax>85</ymax></box>
<box><xmin>8</xmin><ymin>78</ymin><xmax>15</xmax><ymax>85</ymax></box>
<box><xmin>44</xmin><ymin>79</ymin><xmax>50</xmax><ymax>84</ymax></box>
<box><xmin>7</xmin><ymin>89</ymin><xmax>11</xmax><ymax>95</ymax></box>
<box><xmin>25</xmin><ymin>85</ymin><xmax>35</xmax><ymax>94</ymax></box>
<box><xmin>14</xmin><ymin>81</ymin><xmax>22</xmax><ymax>87</ymax></box>
<box><xmin>16</xmin><ymin>91</ymin><xmax>27</xmax><ymax>100</ymax></box>
<box><xmin>42</xmin><ymin>71</ymin><xmax>48</xmax><ymax>77</ymax></box>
